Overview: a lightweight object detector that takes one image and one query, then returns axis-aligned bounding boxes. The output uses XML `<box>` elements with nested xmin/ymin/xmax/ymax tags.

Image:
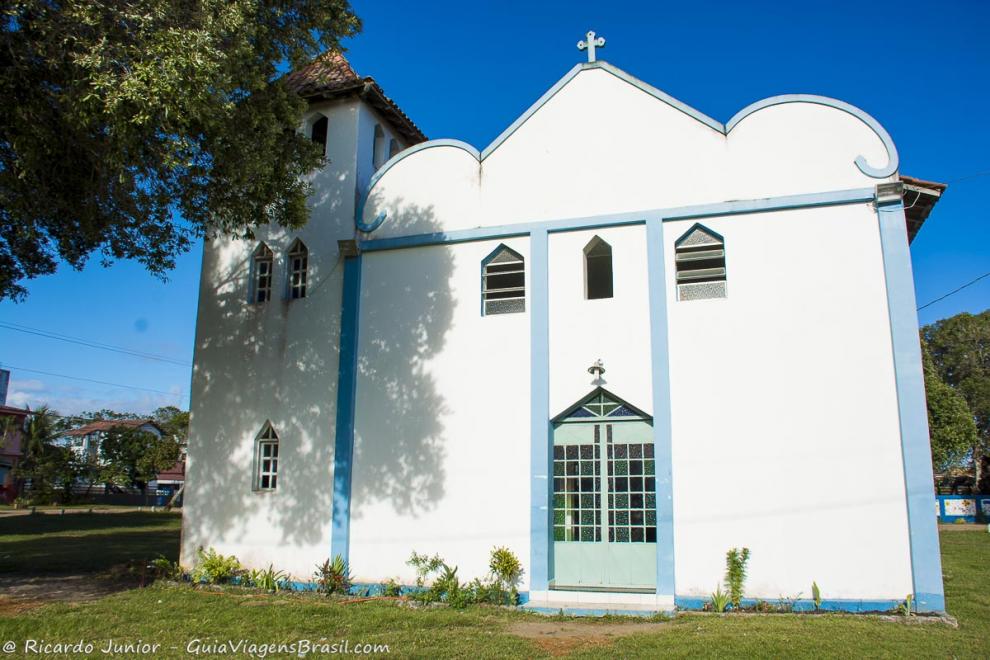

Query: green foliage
<box><xmin>488</xmin><ymin>546</ymin><xmax>524</xmax><ymax>606</ymax></box>
<box><xmin>191</xmin><ymin>547</ymin><xmax>242</xmax><ymax>584</ymax></box>
<box><xmin>99</xmin><ymin>426</ymin><xmax>181</xmax><ymax>493</ymax></box>
<box><xmin>812</xmin><ymin>581</ymin><xmax>822</xmax><ymax>611</ymax></box>
<box><xmin>248</xmin><ymin>564</ymin><xmax>289</xmax><ymax>592</ymax></box>
<box><xmin>406</xmin><ymin>551</ymin><xmax>446</xmax><ymax>588</ymax></box>
<box><xmin>151</xmin><ymin>407</ymin><xmax>190</xmax><ymax>444</ymax></box>
<box><xmin>923</xmin><ymin>311</ymin><xmax>990</xmax><ymax>489</ymax></box>
<box><xmin>0</xmin><ymin>0</ymin><xmax>361</xmax><ymax>300</ymax></box>
<box><xmin>724</xmin><ymin>547</ymin><xmax>751</xmax><ymax>609</ymax></box>
<box><xmin>149</xmin><ymin>555</ymin><xmax>182</xmax><ymax>581</ymax></box>
<box><xmin>314</xmin><ymin>555</ymin><xmax>351</xmax><ymax>596</ymax></box>
<box><xmin>897</xmin><ymin>594</ymin><xmax>913</xmax><ymax>616</ymax></box>
<box><xmin>380</xmin><ymin>578</ymin><xmax>402</xmax><ymax>597</ymax></box>
<box><xmin>710</xmin><ymin>585</ymin><xmax>730</xmax><ymax>613</ymax></box>
<box><xmin>13</xmin><ymin>407</ymin><xmax>81</xmax><ymax>504</ymax></box>
<box><xmin>922</xmin><ymin>338</ymin><xmax>979</xmax><ymax>471</ymax></box>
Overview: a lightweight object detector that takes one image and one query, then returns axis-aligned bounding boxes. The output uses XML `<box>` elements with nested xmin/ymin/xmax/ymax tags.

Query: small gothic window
<box><xmin>388</xmin><ymin>139</ymin><xmax>400</xmax><ymax>159</ymax></box>
<box><xmin>584</xmin><ymin>236</ymin><xmax>613</xmax><ymax>299</ymax></box>
<box><xmin>674</xmin><ymin>224</ymin><xmax>726</xmax><ymax>301</ymax></box>
<box><xmin>311</xmin><ymin>116</ymin><xmax>328</xmax><ymax>154</ymax></box>
<box><xmin>372</xmin><ymin>124</ymin><xmax>386</xmax><ymax>170</ymax></box>
<box><xmin>287</xmin><ymin>239</ymin><xmax>308</xmax><ymax>300</ymax></box>
<box><xmin>255</xmin><ymin>423</ymin><xmax>279</xmax><ymax>491</ymax></box>
<box><xmin>252</xmin><ymin>243</ymin><xmax>274</xmax><ymax>303</ymax></box>
<box><xmin>482</xmin><ymin>245</ymin><xmax>525</xmax><ymax>315</ymax></box>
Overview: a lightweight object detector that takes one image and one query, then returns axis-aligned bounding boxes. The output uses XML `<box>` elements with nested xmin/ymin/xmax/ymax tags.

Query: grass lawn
<box><xmin>0</xmin><ymin>515</ymin><xmax>987</xmax><ymax>658</ymax></box>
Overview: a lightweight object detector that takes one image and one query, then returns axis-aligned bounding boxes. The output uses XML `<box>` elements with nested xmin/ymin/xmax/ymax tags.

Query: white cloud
<box><xmin>6</xmin><ymin>377</ymin><xmax>186</xmax><ymax>415</ymax></box>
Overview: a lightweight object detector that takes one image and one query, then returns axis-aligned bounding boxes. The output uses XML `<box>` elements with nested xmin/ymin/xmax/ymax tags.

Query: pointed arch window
<box><xmin>482</xmin><ymin>245</ymin><xmax>525</xmax><ymax>315</ymax></box>
<box><xmin>372</xmin><ymin>124</ymin><xmax>386</xmax><ymax>170</ymax></box>
<box><xmin>254</xmin><ymin>423</ymin><xmax>279</xmax><ymax>491</ymax></box>
<box><xmin>252</xmin><ymin>243</ymin><xmax>274</xmax><ymax>303</ymax></box>
<box><xmin>584</xmin><ymin>236</ymin><xmax>613</xmax><ymax>299</ymax></box>
<box><xmin>287</xmin><ymin>239</ymin><xmax>308</xmax><ymax>300</ymax></box>
<box><xmin>674</xmin><ymin>224</ymin><xmax>726</xmax><ymax>301</ymax></box>
<box><xmin>388</xmin><ymin>138</ymin><xmax>401</xmax><ymax>159</ymax></box>
<box><xmin>310</xmin><ymin>115</ymin><xmax>328</xmax><ymax>155</ymax></box>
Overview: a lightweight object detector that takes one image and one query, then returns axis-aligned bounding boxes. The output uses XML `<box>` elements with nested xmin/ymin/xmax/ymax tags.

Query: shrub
<box><xmin>488</xmin><ymin>546</ymin><xmax>523</xmax><ymax>606</ymax></box>
<box><xmin>710</xmin><ymin>585</ymin><xmax>730</xmax><ymax>613</ymax></box>
<box><xmin>812</xmin><ymin>581</ymin><xmax>822</xmax><ymax>611</ymax></box>
<box><xmin>898</xmin><ymin>594</ymin><xmax>913</xmax><ymax>616</ymax></box>
<box><xmin>191</xmin><ymin>548</ymin><xmax>242</xmax><ymax>584</ymax></box>
<box><xmin>380</xmin><ymin>578</ymin><xmax>402</xmax><ymax>597</ymax></box>
<box><xmin>314</xmin><ymin>555</ymin><xmax>351</xmax><ymax>596</ymax></box>
<box><xmin>248</xmin><ymin>564</ymin><xmax>289</xmax><ymax>592</ymax></box>
<box><xmin>407</xmin><ymin>551</ymin><xmax>445</xmax><ymax>587</ymax></box>
<box><xmin>149</xmin><ymin>555</ymin><xmax>182</xmax><ymax>581</ymax></box>
<box><xmin>724</xmin><ymin>547</ymin><xmax>750</xmax><ymax>609</ymax></box>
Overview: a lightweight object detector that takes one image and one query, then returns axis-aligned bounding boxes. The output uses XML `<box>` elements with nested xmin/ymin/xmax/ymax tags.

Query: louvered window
<box><xmin>675</xmin><ymin>225</ymin><xmax>726</xmax><ymax>301</ymax></box>
<box><xmin>482</xmin><ymin>245</ymin><xmax>525</xmax><ymax>315</ymax></box>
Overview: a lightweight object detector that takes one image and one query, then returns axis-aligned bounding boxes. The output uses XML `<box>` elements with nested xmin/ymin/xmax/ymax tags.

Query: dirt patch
<box><xmin>507</xmin><ymin>620</ymin><xmax>667</xmax><ymax>656</ymax></box>
<box><xmin>0</xmin><ymin>574</ymin><xmax>135</xmax><ymax>615</ymax></box>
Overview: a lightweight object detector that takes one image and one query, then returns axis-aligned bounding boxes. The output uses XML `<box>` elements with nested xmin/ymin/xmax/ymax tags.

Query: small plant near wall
<box><xmin>897</xmin><ymin>594</ymin><xmax>913</xmax><ymax>616</ymax></box>
<box><xmin>724</xmin><ymin>547</ymin><xmax>750</xmax><ymax>609</ymax></box>
<box><xmin>314</xmin><ymin>555</ymin><xmax>351</xmax><ymax>596</ymax></box>
<box><xmin>149</xmin><ymin>555</ymin><xmax>182</xmax><ymax>581</ymax></box>
<box><xmin>191</xmin><ymin>548</ymin><xmax>243</xmax><ymax>584</ymax></box>
<box><xmin>380</xmin><ymin>578</ymin><xmax>402</xmax><ymax>597</ymax></box>
<box><xmin>249</xmin><ymin>564</ymin><xmax>289</xmax><ymax>592</ymax></box>
<box><xmin>488</xmin><ymin>546</ymin><xmax>524</xmax><ymax>606</ymax></box>
<box><xmin>812</xmin><ymin>581</ymin><xmax>822</xmax><ymax>612</ymax></box>
<box><xmin>407</xmin><ymin>551</ymin><xmax>446</xmax><ymax>588</ymax></box>
<box><xmin>710</xmin><ymin>585</ymin><xmax>730</xmax><ymax>613</ymax></box>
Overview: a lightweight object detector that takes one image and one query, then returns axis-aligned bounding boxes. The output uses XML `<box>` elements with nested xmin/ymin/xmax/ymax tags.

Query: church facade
<box><xmin>181</xmin><ymin>41</ymin><xmax>947</xmax><ymax>613</ymax></box>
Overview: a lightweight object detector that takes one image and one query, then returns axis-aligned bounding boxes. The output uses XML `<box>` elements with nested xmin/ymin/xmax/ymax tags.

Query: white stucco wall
<box><xmin>362</xmin><ymin>66</ymin><xmax>891</xmax><ymax>237</ymax></box>
<box><xmin>665</xmin><ymin>204</ymin><xmax>912</xmax><ymax>599</ymax></box>
<box><xmin>349</xmin><ymin>239</ymin><xmax>531</xmax><ymax>585</ymax></box>
<box><xmin>182</xmin><ymin>98</ymin><xmax>364</xmax><ymax>578</ymax></box>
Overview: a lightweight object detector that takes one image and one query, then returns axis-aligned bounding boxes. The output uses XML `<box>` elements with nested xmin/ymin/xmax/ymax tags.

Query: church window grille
<box><xmin>584</xmin><ymin>236</ymin><xmax>613</xmax><ymax>299</ymax></box>
<box><xmin>288</xmin><ymin>239</ymin><xmax>308</xmax><ymax>300</ymax></box>
<box><xmin>310</xmin><ymin>116</ymin><xmax>328</xmax><ymax>155</ymax></box>
<box><xmin>607</xmin><ymin>439</ymin><xmax>657</xmax><ymax>542</ymax></box>
<box><xmin>255</xmin><ymin>424</ymin><xmax>279</xmax><ymax>491</ymax></box>
<box><xmin>482</xmin><ymin>245</ymin><xmax>525</xmax><ymax>315</ymax></box>
<box><xmin>252</xmin><ymin>243</ymin><xmax>274</xmax><ymax>304</ymax></box>
<box><xmin>553</xmin><ymin>441</ymin><xmax>601</xmax><ymax>542</ymax></box>
<box><xmin>675</xmin><ymin>224</ymin><xmax>726</xmax><ymax>301</ymax></box>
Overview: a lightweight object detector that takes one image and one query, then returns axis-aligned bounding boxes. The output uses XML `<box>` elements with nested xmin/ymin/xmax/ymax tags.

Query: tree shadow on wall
<box><xmin>182</xmin><ymin>192</ymin><xmax>454</xmax><ymax>565</ymax></box>
<box><xmin>350</xmin><ymin>195</ymin><xmax>456</xmax><ymax>520</ymax></box>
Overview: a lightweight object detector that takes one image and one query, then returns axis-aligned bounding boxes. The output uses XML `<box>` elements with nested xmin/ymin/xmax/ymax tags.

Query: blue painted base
<box><xmin>674</xmin><ymin>596</ymin><xmax>908</xmax><ymax>613</ymax></box>
<box><xmin>523</xmin><ymin>606</ymin><xmax>668</xmax><ymax>618</ymax></box>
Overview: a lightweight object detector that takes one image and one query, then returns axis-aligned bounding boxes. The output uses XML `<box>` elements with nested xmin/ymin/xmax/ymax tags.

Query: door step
<box><xmin>524</xmin><ymin>590</ymin><xmax>674</xmax><ymax>616</ymax></box>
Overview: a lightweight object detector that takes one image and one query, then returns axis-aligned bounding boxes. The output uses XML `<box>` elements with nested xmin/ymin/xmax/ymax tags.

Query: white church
<box><xmin>182</xmin><ymin>34</ymin><xmax>948</xmax><ymax>614</ymax></box>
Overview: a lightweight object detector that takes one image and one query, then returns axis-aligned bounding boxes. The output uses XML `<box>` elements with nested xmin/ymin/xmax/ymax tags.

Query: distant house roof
<box><xmin>0</xmin><ymin>405</ymin><xmax>30</xmax><ymax>419</ymax></box>
<box><xmin>284</xmin><ymin>50</ymin><xmax>427</xmax><ymax>146</ymax></box>
<box><xmin>64</xmin><ymin>418</ymin><xmax>163</xmax><ymax>437</ymax></box>
<box><xmin>900</xmin><ymin>175</ymin><xmax>947</xmax><ymax>244</ymax></box>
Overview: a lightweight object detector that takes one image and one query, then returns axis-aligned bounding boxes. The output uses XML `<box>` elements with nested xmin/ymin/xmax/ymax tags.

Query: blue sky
<box><xmin>1</xmin><ymin>0</ymin><xmax>987</xmax><ymax>415</ymax></box>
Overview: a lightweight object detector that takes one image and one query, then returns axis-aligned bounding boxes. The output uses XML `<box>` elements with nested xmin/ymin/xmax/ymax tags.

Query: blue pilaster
<box><xmin>645</xmin><ymin>218</ymin><xmax>676</xmax><ymax>596</ymax></box>
<box><xmin>529</xmin><ymin>229</ymin><xmax>551</xmax><ymax>590</ymax></box>
<box><xmin>877</xmin><ymin>196</ymin><xmax>945</xmax><ymax>613</ymax></box>
<box><xmin>330</xmin><ymin>253</ymin><xmax>363</xmax><ymax>565</ymax></box>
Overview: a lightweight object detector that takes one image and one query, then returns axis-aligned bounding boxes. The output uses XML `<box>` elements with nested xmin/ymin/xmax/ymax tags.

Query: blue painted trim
<box><xmin>529</xmin><ymin>229</ymin><xmax>551</xmax><ymax>591</ymax></box>
<box><xmin>646</xmin><ymin>218</ymin><xmax>676</xmax><ymax>597</ymax></box>
<box><xmin>355</xmin><ymin>62</ymin><xmax>898</xmax><ymax>232</ymax></box>
<box><xmin>876</xmin><ymin>199</ymin><xmax>945</xmax><ymax>614</ymax></box>
<box><xmin>524</xmin><ymin>606</ymin><xmax>668</xmax><ymax>618</ymax></box>
<box><xmin>329</xmin><ymin>254</ymin><xmax>363</xmax><ymax>566</ymax></box>
<box><xmin>725</xmin><ymin>95</ymin><xmax>898</xmax><ymax>178</ymax></box>
<box><xmin>358</xmin><ymin>188</ymin><xmax>875</xmax><ymax>253</ymax></box>
<box><xmin>674</xmin><ymin>596</ymin><xmax>904</xmax><ymax>613</ymax></box>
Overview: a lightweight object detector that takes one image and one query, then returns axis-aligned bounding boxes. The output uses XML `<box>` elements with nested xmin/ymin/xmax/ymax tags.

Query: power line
<box><xmin>917</xmin><ymin>270</ymin><xmax>990</xmax><ymax>311</ymax></box>
<box><xmin>0</xmin><ymin>321</ymin><xmax>191</xmax><ymax>367</ymax></box>
<box><xmin>2</xmin><ymin>364</ymin><xmax>184</xmax><ymax>399</ymax></box>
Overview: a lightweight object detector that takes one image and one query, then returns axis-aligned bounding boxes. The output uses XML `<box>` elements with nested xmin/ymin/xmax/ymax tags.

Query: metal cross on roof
<box><xmin>577</xmin><ymin>30</ymin><xmax>605</xmax><ymax>62</ymax></box>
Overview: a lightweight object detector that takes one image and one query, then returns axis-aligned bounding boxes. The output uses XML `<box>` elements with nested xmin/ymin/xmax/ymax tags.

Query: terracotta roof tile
<box><xmin>284</xmin><ymin>51</ymin><xmax>426</xmax><ymax>145</ymax></box>
<box><xmin>64</xmin><ymin>419</ymin><xmax>161</xmax><ymax>437</ymax></box>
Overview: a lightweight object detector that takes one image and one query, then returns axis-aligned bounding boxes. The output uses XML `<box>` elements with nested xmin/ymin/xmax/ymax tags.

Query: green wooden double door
<box><xmin>551</xmin><ymin>416</ymin><xmax>658</xmax><ymax>591</ymax></box>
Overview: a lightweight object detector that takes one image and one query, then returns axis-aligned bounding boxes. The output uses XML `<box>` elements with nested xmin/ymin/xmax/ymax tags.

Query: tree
<box><xmin>1</xmin><ymin>0</ymin><xmax>360</xmax><ymax>300</ymax></box>
<box><xmin>100</xmin><ymin>425</ymin><xmax>181</xmax><ymax>494</ymax></box>
<box><xmin>13</xmin><ymin>407</ymin><xmax>80</xmax><ymax>504</ymax></box>
<box><xmin>923</xmin><ymin>310</ymin><xmax>990</xmax><ymax>491</ymax></box>
<box><xmin>151</xmin><ymin>406</ymin><xmax>190</xmax><ymax>445</ymax></box>
<box><xmin>922</xmin><ymin>338</ymin><xmax>977</xmax><ymax>472</ymax></box>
